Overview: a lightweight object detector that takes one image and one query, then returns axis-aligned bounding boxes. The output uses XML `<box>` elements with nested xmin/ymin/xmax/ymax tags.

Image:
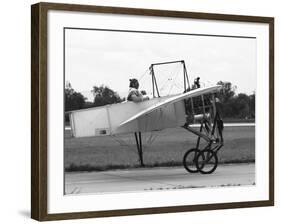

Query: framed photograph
<box><xmin>31</xmin><ymin>2</ymin><xmax>274</xmax><ymax>221</ymax></box>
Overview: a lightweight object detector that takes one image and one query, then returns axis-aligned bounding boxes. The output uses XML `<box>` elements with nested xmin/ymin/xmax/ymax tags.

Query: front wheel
<box><xmin>196</xmin><ymin>149</ymin><xmax>218</xmax><ymax>174</ymax></box>
<box><xmin>183</xmin><ymin>148</ymin><xmax>201</xmax><ymax>173</ymax></box>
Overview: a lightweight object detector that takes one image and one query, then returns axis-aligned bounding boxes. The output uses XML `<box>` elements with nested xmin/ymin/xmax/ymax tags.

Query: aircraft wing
<box><xmin>118</xmin><ymin>85</ymin><xmax>221</xmax><ymax>130</ymax></box>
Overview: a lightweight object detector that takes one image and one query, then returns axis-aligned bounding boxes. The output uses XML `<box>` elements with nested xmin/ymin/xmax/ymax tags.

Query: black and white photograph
<box><xmin>29</xmin><ymin>2</ymin><xmax>274</xmax><ymax>221</ymax></box>
<box><xmin>64</xmin><ymin>27</ymin><xmax>256</xmax><ymax>195</ymax></box>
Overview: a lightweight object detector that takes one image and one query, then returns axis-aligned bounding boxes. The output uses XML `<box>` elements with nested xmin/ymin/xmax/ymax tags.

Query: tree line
<box><xmin>64</xmin><ymin>82</ymin><xmax>124</xmax><ymax>122</ymax></box>
<box><xmin>64</xmin><ymin>81</ymin><xmax>255</xmax><ymax>122</ymax></box>
<box><xmin>216</xmin><ymin>81</ymin><xmax>255</xmax><ymax>120</ymax></box>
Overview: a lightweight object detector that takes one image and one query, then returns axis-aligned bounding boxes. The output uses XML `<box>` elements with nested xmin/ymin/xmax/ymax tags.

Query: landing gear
<box><xmin>183</xmin><ymin>147</ymin><xmax>218</xmax><ymax>174</ymax></box>
<box><xmin>182</xmin><ymin>111</ymin><xmax>224</xmax><ymax>174</ymax></box>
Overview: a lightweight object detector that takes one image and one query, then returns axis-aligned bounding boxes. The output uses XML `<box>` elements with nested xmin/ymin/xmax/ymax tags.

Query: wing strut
<box><xmin>134</xmin><ymin>132</ymin><xmax>144</xmax><ymax>167</ymax></box>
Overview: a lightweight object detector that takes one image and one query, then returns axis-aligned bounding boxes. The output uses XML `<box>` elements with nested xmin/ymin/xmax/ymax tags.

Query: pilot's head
<box><xmin>129</xmin><ymin>78</ymin><xmax>139</xmax><ymax>89</ymax></box>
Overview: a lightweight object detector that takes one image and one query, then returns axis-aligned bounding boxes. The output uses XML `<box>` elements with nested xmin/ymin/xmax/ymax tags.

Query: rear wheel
<box><xmin>183</xmin><ymin>148</ymin><xmax>200</xmax><ymax>173</ymax></box>
<box><xmin>196</xmin><ymin>149</ymin><xmax>218</xmax><ymax>174</ymax></box>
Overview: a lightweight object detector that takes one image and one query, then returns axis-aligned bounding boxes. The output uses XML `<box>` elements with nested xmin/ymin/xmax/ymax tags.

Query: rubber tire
<box><xmin>183</xmin><ymin>148</ymin><xmax>201</xmax><ymax>173</ymax></box>
<box><xmin>196</xmin><ymin>149</ymin><xmax>218</xmax><ymax>174</ymax></box>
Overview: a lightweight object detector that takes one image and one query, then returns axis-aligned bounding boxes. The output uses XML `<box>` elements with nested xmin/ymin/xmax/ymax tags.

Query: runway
<box><xmin>65</xmin><ymin>163</ymin><xmax>255</xmax><ymax>194</ymax></box>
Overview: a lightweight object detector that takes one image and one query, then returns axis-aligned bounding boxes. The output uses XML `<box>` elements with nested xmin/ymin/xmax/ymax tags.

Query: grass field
<box><xmin>64</xmin><ymin>126</ymin><xmax>255</xmax><ymax>172</ymax></box>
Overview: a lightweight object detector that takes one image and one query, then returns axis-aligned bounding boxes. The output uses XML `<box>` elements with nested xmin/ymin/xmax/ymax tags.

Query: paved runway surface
<box><xmin>65</xmin><ymin>163</ymin><xmax>255</xmax><ymax>194</ymax></box>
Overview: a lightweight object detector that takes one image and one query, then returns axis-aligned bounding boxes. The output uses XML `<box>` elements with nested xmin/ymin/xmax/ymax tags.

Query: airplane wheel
<box><xmin>196</xmin><ymin>149</ymin><xmax>218</xmax><ymax>174</ymax></box>
<box><xmin>183</xmin><ymin>148</ymin><xmax>201</xmax><ymax>173</ymax></box>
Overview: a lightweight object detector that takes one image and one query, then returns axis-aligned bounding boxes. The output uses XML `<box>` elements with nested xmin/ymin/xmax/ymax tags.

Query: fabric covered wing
<box><xmin>117</xmin><ymin>85</ymin><xmax>221</xmax><ymax>132</ymax></box>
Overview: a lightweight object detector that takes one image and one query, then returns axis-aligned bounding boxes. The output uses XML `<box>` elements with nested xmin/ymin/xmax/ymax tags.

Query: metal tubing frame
<box><xmin>134</xmin><ymin>132</ymin><xmax>144</xmax><ymax>166</ymax></box>
<box><xmin>182</xmin><ymin>124</ymin><xmax>210</xmax><ymax>142</ymax></box>
<box><xmin>150</xmin><ymin>66</ymin><xmax>155</xmax><ymax>98</ymax></box>
<box><xmin>182</xmin><ymin>110</ymin><xmax>224</xmax><ymax>151</ymax></box>
<box><xmin>195</xmin><ymin>122</ymin><xmax>204</xmax><ymax>149</ymax></box>
<box><xmin>150</xmin><ymin>60</ymin><xmax>184</xmax><ymax>66</ymax></box>
<box><xmin>150</xmin><ymin>65</ymin><xmax>160</xmax><ymax>98</ymax></box>
<box><xmin>182</xmin><ymin>61</ymin><xmax>190</xmax><ymax>92</ymax></box>
<box><xmin>150</xmin><ymin>60</ymin><xmax>190</xmax><ymax>98</ymax></box>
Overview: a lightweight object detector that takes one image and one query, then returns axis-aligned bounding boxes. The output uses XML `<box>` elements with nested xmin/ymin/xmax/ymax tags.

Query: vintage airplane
<box><xmin>68</xmin><ymin>60</ymin><xmax>224</xmax><ymax>174</ymax></box>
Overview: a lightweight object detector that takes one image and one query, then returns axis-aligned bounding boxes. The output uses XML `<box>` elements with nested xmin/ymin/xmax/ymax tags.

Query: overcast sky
<box><xmin>65</xmin><ymin>28</ymin><xmax>256</xmax><ymax>101</ymax></box>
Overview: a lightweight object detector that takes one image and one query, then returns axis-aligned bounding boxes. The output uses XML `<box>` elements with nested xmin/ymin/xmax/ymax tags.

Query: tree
<box><xmin>215</xmin><ymin>81</ymin><xmax>235</xmax><ymax>117</ymax></box>
<box><xmin>91</xmin><ymin>85</ymin><xmax>123</xmax><ymax>107</ymax></box>
<box><xmin>216</xmin><ymin>81</ymin><xmax>236</xmax><ymax>103</ymax></box>
<box><xmin>215</xmin><ymin>81</ymin><xmax>255</xmax><ymax>119</ymax></box>
<box><xmin>249</xmin><ymin>93</ymin><xmax>255</xmax><ymax>118</ymax></box>
<box><xmin>232</xmin><ymin>93</ymin><xmax>250</xmax><ymax>119</ymax></box>
<box><xmin>65</xmin><ymin>81</ymin><xmax>86</xmax><ymax>111</ymax></box>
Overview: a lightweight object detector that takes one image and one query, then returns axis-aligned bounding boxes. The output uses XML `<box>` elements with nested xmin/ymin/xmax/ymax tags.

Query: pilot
<box><xmin>127</xmin><ymin>78</ymin><xmax>150</xmax><ymax>102</ymax></box>
<box><xmin>193</xmin><ymin>77</ymin><xmax>201</xmax><ymax>89</ymax></box>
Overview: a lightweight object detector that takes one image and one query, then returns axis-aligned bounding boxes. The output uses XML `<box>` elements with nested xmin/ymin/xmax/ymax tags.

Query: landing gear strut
<box><xmin>135</xmin><ymin>132</ymin><xmax>144</xmax><ymax>167</ymax></box>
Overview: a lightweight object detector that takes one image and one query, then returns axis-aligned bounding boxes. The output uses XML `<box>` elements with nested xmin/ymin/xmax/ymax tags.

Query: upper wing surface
<box><xmin>118</xmin><ymin>85</ymin><xmax>221</xmax><ymax>128</ymax></box>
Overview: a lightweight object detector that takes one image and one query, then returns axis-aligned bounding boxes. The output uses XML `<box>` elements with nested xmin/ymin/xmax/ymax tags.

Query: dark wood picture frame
<box><xmin>31</xmin><ymin>2</ymin><xmax>274</xmax><ymax>221</ymax></box>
